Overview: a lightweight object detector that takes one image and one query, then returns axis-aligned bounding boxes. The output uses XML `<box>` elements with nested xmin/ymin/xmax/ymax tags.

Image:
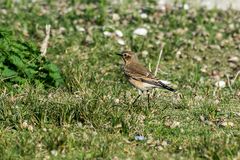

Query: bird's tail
<box><xmin>157</xmin><ymin>81</ymin><xmax>176</xmax><ymax>92</ymax></box>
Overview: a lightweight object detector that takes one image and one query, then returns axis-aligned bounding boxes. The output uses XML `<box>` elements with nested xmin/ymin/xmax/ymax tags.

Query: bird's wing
<box><xmin>124</xmin><ymin>62</ymin><xmax>155</xmax><ymax>80</ymax></box>
<box><xmin>124</xmin><ymin>62</ymin><xmax>176</xmax><ymax>92</ymax></box>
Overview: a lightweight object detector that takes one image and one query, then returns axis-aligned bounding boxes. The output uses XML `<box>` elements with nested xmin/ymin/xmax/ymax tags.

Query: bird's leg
<box><xmin>132</xmin><ymin>90</ymin><xmax>142</xmax><ymax>106</ymax></box>
<box><xmin>147</xmin><ymin>90</ymin><xmax>150</xmax><ymax>108</ymax></box>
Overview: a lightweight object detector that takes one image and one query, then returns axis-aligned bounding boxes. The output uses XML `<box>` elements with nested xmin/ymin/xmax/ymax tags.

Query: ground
<box><xmin>0</xmin><ymin>0</ymin><xmax>240</xmax><ymax>159</ymax></box>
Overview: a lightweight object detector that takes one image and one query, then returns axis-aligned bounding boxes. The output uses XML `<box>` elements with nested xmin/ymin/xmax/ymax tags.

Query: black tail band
<box><xmin>158</xmin><ymin>81</ymin><xmax>176</xmax><ymax>92</ymax></box>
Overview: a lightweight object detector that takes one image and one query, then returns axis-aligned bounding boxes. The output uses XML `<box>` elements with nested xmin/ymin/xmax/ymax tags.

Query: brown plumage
<box><xmin>117</xmin><ymin>50</ymin><xmax>176</xmax><ymax>106</ymax></box>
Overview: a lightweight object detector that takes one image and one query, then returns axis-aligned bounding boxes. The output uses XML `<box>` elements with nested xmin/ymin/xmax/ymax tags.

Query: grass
<box><xmin>0</xmin><ymin>0</ymin><xmax>240</xmax><ymax>159</ymax></box>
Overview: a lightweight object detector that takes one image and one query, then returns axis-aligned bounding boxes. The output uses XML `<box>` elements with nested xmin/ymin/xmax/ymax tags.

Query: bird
<box><xmin>117</xmin><ymin>50</ymin><xmax>176</xmax><ymax>107</ymax></box>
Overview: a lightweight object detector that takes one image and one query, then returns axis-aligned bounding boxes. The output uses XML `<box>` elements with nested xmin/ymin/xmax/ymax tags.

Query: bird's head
<box><xmin>117</xmin><ymin>51</ymin><xmax>137</xmax><ymax>64</ymax></box>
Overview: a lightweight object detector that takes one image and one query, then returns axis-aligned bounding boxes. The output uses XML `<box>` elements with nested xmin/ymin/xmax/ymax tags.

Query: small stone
<box><xmin>1</xmin><ymin>9</ymin><xmax>7</xmax><ymax>14</ymax></box>
<box><xmin>229</xmin><ymin>122</ymin><xmax>234</xmax><ymax>127</ymax></box>
<box><xmin>59</xmin><ymin>27</ymin><xmax>66</xmax><ymax>34</ymax></box>
<box><xmin>36</xmin><ymin>143</ymin><xmax>43</xmax><ymax>148</ymax></box>
<box><xmin>22</xmin><ymin>120</ymin><xmax>28</xmax><ymax>128</ymax></box>
<box><xmin>44</xmin><ymin>155</ymin><xmax>50</xmax><ymax>160</ymax></box>
<box><xmin>112</xmin><ymin>13</ymin><xmax>120</xmax><ymax>21</ymax></box>
<box><xmin>140</xmin><ymin>13</ymin><xmax>148</xmax><ymax>19</ymax></box>
<box><xmin>161</xmin><ymin>140</ymin><xmax>168</xmax><ymax>147</ymax></box>
<box><xmin>209</xmin><ymin>45</ymin><xmax>221</xmax><ymax>50</ymax></box>
<box><xmin>76</xmin><ymin>26</ymin><xmax>85</xmax><ymax>32</ymax></box>
<box><xmin>193</xmin><ymin>55</ymin><xmax>202</xmax><ymax>62</ymax></box>
<box><xmin>183</xmin><ymin>3</ymin><xmax>190</xmax><ymax>10</ymax></box>
<box><xmin>211</xmin><ymin>70</ymin><xmax>222</xmax><ymax>80</ymax></box>
<box><xmin>146</xmin><ymin>137</ymin><xmax>154</xmax><ymax>144</ymax></box>
<box><xmin>157</xmin><ymin>32</ymin><xmax>164</xmax><ymax>40</ymax></box>
<box><xmin>112</xmin><ymin>156</ymin><xmax>119</xmax><ymax>160</ymax></box>
<box><xmin>155</xmin><ymin>40</ymin><xmax>161</xmax><ymax>45</ymax></box>
<box><xmin>135</xmin><ymin>135</ymin><xmax>145</xmax><ymax>141</ymax></box>
<box><xmin>157</xmin><ymin>145</ymin><xmax>164</xmax><ymax>150</ymax></box>
<box><xmin>85</xmin><ymin>35</ymin><xmax>93</xmax><ymax>43</ymax></box>
<box><xmin>215</xmin><ymin>80</ymin><xmax>226</xmax><ymax>88</ymax></box>
<box><xmin>200</xmin><ymin>65</ymin><xmax>208</xmax><ymax>73</ymax></box>
<box><xmin>133</xmin><ymin>28</ymin><xmax>148</xmax><ymax>36</ymax></box>
<box><xmin>142</xmin><ymin>50</ymin><xmax>148</xmax><ymax>57</ymax></box>
<box><xmin>215</xmin><ymin>32</ymin><xmax>223</xmax><ymax>40</ymax></box>
<box><xmin>220</xmin><ymin>121</ymin><xmax>234</xmax><ymax>127</ymax></box>
<box><xmin>115</xmin><ymin>30</ymin><xmax>123</xmax><ymax>37</ymax></box>
<box><xmin>236</xmin><ymin>91</ymin><xmax>240</xmax><ymax>97</ymax></box>
<box><xmin>214</xmin><ymin>99</ymin><xmax>220</xmax><ymax>105</ymax></box>
<box><xmin>229</xmin><ymin>62</ymin><xmax>237</xmax><ymax>69</ymax></box>
<box><xmin>170</xmin><ymin>121</ymin><xmax>180</xmax><ymax>128</ymax></box>
<box><xmin>116</xmin><ymin>38</ymin><xmax>125</xmax><ymax>45</ymax></box>
<box><xmin>229</xmin><ymin>23</ymin><xmax>235</xmax><ymax>30</ymax></box>
<box><xmin>200</xmin><ymin>116</ymin><xmax>205</xmax><ymax>122</ymax></box>
<box><xmin>176</xmin><ymin>50</ymin><xmax>182</xmax><ymax>59</ymax></box>
<box><xmin>28</xmin><ymin>125</ymin><xmax>34</xmax><ymax>132</ymax></box>
<box><xmin>234</xmin><ymin>112</ymin><xmax>240</xmax><ymax>117</ymax></box>
<box><xmin>157</xmin><ymin>0</ymin><xmax>167</xmax><ymax>11</ymax></box>
<box><xmin>164</xmin><ymin>121</ymin><xmax>171</xmax><ymax>127</ymax></box>
<box><xmin>51</xmin><ymin>150</ymin><xmax>58</xmax><ymax>156</ymax></box>
<box><xmin>77</xmin><ymin>122</ymin><xmax>83</xmax><ymax>128</ymax></box>
<box><xmin>103</xmin><ymin>31</ymin><xmax>112</xmax><ymax>37</ymax></box>
<box><xmin>114</xmin><ymin>98</ymin><xmax>120</xmax><ymax>104</ymax></box>
<box><xmin>228</xmin><ymin>56</ymin><xmax>239</xmax><ymax>63</ymax></box>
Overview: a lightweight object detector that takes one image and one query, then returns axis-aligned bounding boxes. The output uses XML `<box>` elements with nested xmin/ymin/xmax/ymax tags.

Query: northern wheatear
<box><xmin>117</xmin><ymin>51</ymin><xmax>176</xmax><ymax>106</ymax></box>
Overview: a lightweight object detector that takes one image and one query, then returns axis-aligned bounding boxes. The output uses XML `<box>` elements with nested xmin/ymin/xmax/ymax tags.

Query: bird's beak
<box><xmin>116</xmin><ymin>53</ymin><xmax>122</xmax><ymax>56</ymax></box>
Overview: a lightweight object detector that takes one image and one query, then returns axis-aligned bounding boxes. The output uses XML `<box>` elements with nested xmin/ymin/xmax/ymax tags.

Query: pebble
<box><xmin>76</xmin><ymin>26</ymin><xmax>85</xmax><ymax>32</ymax></box>
<box><xmin>135</xmin><ymin>135</ymin><xmax>145</xmax><ymax>141</ymax></box>
<box><xmin>116</xmin><ymin>38</ymin><xmax>125</xmax><ymax>45</ymax></box>
<box><xmin>183</xmin><ymin>3</ymin><xmax>190</xmax><ymax>10</ymax></box>
<box><xmin>215</xmin><ymin>80</ymin><xmax>226</xmax><ymax>88</ymax></box>
<box><xmin>140</xmin><ymin>13</ymin><xmax>148</xmax><ymax>19</ymax></box>
<box><xmin>103</xmin><ymin>31</ymin><xmax>112</xmax><ymax>37</ymax></box>
<box><xmin>133</xmin><ymin>28</ymin><xmax>148</xmax><ymax>36</ymax></box>
<box><xmin>220</xmin><ymin>121</ymin><xmax>234</xmax><ymax>127</ymax></box>
<box><xmin>115</xmin><ymin>30</ymin><xmax>123</xmax><ymax>37</ymax></box>
<box><xmin>112</xmin><ymin>13</ymin><xmax>120</xmax><ymax>21</ymax></box>
<box><xmin>228</xmin><ymin>56</ymin><xmax>239</xmax><ymax>63</ymax></box>
<box><xmin>142</xmin><ymin>50</ymin><xmax>149</xmax><ymax>57</ymax></box>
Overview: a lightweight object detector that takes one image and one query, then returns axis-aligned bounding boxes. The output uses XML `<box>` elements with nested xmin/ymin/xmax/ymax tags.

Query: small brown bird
<box><xmin>117</xmin><ymin>50</ymin><xmax>176</xmax><ymax>106</ymax></box>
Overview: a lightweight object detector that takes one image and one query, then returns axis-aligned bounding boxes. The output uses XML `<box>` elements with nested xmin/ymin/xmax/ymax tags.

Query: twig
<box><xmin>148</xmin><ymin>63</ymin><xmax>152</xmax><ymax>72</ymax></box>
<box><xmin>40</xmin><ymin>24</ymin><xmax>51</xmax><ymax>56</ymax></box>
<box><xmin>0</xmin><ymin>75</ymin><xmax>17</xmax><ymax>82</ymax></box>
<box><xmin>154</xmin><ymin>46</ymin><xmax>164</xmax><ymax>76</ymax></box>
<box><xmin>232</xmin><ymin>70</ymin><xmax>240</xmax><ymax>85</ymax></box>
<box><xmin>226</xmin><ymin>70</ymin><xmax>240</xmax><ymax>91</ymax></box>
